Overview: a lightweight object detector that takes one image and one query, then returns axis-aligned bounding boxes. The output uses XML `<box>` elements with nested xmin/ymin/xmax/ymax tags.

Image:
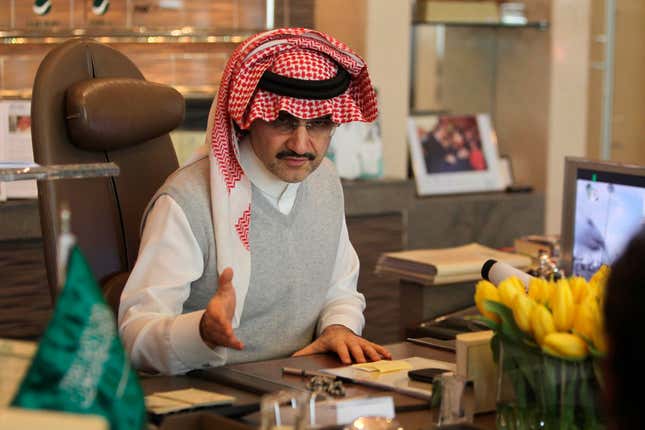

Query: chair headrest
<box><xmin>65</xmin><ymin>78</ymin><xmax>185</xmax><ymax>151</ymax></box>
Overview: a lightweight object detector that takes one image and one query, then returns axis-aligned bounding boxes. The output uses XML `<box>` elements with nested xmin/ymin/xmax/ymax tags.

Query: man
<box><xmin>604</xmin><ymin>226</ymin><xmax>645</xmax><ymax>429</ymax></box>
<box><xmin>118</xmin><ymin>28</ymin><xmax>391</xmax><ymax>375</ymax></box>
<box><xmin>421</xmin><ymin>120</ymin><xmax>451</xmax><ymax>173</ymax></box>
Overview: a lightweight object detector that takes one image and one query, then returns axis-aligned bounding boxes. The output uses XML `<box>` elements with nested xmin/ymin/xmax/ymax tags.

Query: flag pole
<box><xmin>56</xmin><ymin>203</ymin><xmax>76</xmax><ymax>290</ymax></box>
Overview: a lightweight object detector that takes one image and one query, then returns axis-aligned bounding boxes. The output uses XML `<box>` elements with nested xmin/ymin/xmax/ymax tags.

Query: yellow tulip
<box><xmin>498</xmin><ymin>276</ymin><xmax>525</xmax><ymax>308</ymax></box>
<box><xmin>512</xmin><ymin>293</ymin><xmax>534</xmax><ymax>333</ymax></box>
<box><xmin>531</xmin><ymin>304</ymin><xmax>556</xmax><ymax>345</ymax></box>
<box><xmin>591</xmin><ymin>322</ymin><xmax>608</xmax><ymax>354</ymax></box>
<box><xmin>551</xmin><ymin>279</ymin><xmax>575</xmax><ymax>332</ymax></box>
<box><xmin>587</xmin><ymin>279</ymin><xmax>606</xmax><ymax>308</ymax></box>
<box><xmin>542</xmin><ymin>332</ymin><xmax>588</xmax><ymax>360</ymax></box>
<box><xmin>590</xmin><ymin>304</ymin><xmax>608</xmax><ymax>354</ymax></box>
<box><xmin>568</xmin><ymin>276</ymin><xmax>589</xmax><ymax>304</ymax></box>
<box><xmin>572</xmin><ymin>296</ymin><xmax>598</xmax><ymax>341</ymax></box>
<box><xmin>544</xmin><ymin>280</ymin><xmax>556</xmax><ymax>308</ymax></box>
<box><xmin>589</xmin><ymin>264</ymin><xmax>611</xmax><ymax>289</ymax></box>
<box><xmin>528</xmin><ymin>277</ymin><xmax>550</xmax><ymax>304</ymax></box>
<box><xmin>475</xmin><ymin>280</ymin><xmax>501</xmax><ymax>323</ymax></box>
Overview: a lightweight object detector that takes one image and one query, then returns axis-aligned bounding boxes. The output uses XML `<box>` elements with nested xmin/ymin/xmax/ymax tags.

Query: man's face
<box><xmin>248</xmin><ymin>112</ymin><xmax>336</xmax><ymax>183</ymax></box>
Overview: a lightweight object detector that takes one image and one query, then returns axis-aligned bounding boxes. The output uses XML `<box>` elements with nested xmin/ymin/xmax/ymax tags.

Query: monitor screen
<box><xmin>561</xmin><ymin>157</ymin><xmax>645</xmax><ymax>279</ymax></box>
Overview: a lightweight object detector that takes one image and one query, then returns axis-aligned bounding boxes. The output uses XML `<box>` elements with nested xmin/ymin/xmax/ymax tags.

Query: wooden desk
<box><xmin>140</xmin><ymin>342</ymin><xmax>496</xmax><ymax>429</ymax></box>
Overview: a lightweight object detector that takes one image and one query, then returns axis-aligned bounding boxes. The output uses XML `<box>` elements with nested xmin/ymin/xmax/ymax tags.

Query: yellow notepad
<box><xmin>145</xmin><ymin>388</ymin><xmax>235</xmax><ymax>415</ymax></box>
<box><xmin>352</xmin><ymin>360</ymin><xmax>413</xmax><ymax>373</ymax></box>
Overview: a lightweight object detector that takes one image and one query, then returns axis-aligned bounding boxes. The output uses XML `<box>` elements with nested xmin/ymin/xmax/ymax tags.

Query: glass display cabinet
<box><xmin>0</xmin><ymin>0</ymin><xmax>313</xmax><ymax>99</ymax></box>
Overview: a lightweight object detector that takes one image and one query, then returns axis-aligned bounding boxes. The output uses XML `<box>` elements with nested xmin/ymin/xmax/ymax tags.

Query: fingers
<box><xmin>218</xmin><ymin>267</ymin><xmax>234</xmax><ymax>290</ymax></box>
<box><xmin>335</xmin><ymin>342</ymin><xmax>351</xmax><ymax>364</ymax></box>
<box><xmin>201</xmin><ymin>300</ymin><xmax>244</xmax><ymax>350</ymax></box>
<box><xmin>348</xmin><ymin>343</ymin><xmax>367</xmax><ymax>363</ymax></box>
<box><xmin>371</xmin><ymin>343</ymin><xmax>392</xmax><ymax>360</ymax></box>
<box><xmin>347</xmin><ymin>339</ymin><xmax>389</xmax><ymax>362</ymax></box>
<box><xmin>202</xmin><ymin>321</ymin><xmax>244</xmax><ymax>350</ymax></box>
<box><xmin>292</xmin><ymin>343</ymin><xmax>315</xmax><ymax>357</ymax></box>
<box><xmin>226</xmin><ymin>333</ymin><xmax>244</xmax><ymax>350</ymax></box>
<box><xmin>362</xmin><ymin>344</ymin><xmax>383</xmax><ymax>362</ymax></box>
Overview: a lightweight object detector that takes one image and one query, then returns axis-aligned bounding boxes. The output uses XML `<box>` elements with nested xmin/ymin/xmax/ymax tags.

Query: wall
<box><xmin>545</xmin><ymin>0</ymin><xmax>592</xmax><ymax>234</ymax></box>
<box><xmin>314</xmin><ymin>0</ymin><xmax>367</xmax><ymax>56</ymax></box>
<box><xmin>364</xmin><ymin>0</ymin><xmax>411</xmax><ymax>179</ymax></box>
<box><xmin>586</xmin><ymin>0</ymin><xmax>605</xmax><ymax>160</ymax></box>
<box><xmin>587</xmin><ymin>0</ymin><xmax>645</xmax><ymax>161</ymax></box>
<box><xmin>608</xmin><ymin>0</ymin><xmax>645</xmax><ymax>164</ymax></box>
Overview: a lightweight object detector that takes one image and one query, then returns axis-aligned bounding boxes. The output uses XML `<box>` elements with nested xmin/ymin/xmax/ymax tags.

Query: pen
<box><xmin>281</xmin><ymin>367</ymin><xmax>353</xmax><ymax>383</ymax></box>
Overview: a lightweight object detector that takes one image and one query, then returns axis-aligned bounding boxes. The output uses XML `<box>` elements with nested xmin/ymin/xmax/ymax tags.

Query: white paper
<box><xmin>0</xmin><ymin>100</ymin><xmax>37</xmax><ymax>199</ymax></box>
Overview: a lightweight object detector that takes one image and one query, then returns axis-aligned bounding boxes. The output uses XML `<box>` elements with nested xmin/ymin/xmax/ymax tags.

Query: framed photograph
<box><xmin>407</xmin><ymin>113</ymin><xmax>504</xmax><ymax>195</ymax></box>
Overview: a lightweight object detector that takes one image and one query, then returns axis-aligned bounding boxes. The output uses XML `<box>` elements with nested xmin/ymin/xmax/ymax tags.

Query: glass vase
<box><xmin>495</xmin><ymin>338</ymin><xmax>604</xmax><ymax>430</ymax></box>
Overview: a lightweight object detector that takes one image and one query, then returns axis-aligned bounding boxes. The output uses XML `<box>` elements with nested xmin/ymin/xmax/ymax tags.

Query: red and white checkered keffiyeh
<box><xmin>206</xmin><ymin>28</ymin><xmax>378</xmax><ymax>327</ymax></box>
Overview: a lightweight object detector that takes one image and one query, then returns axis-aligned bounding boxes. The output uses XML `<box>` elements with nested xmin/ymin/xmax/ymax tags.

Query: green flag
<box><xmin>11</xmin><ymin>246</ymin><xmax>146</xmax><ymax>430</ymax></box>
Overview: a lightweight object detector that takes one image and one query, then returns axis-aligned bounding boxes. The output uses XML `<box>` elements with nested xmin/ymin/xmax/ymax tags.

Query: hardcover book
<box><xmin>376</xmin><ymin>242</ymin><xmax>531</xmax><ymax>285</ymax></box>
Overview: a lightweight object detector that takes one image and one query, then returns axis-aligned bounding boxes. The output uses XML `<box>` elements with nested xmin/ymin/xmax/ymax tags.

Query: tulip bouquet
<box><xmin>474</xmin><ymin>267</ymin><xmax>609</xmax><ymax>430</ymax></box>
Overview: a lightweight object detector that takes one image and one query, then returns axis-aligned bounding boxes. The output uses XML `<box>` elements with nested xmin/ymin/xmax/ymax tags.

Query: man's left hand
<box><xmin>292</xmin><ymin>325</ymin><xmax>392</xmax><ymax>364</ymax></box>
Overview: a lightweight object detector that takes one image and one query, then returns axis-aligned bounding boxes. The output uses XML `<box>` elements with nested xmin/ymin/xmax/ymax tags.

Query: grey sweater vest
<box><xmin>146</xmin><ymin>156</ymin><xmax>344</xmax><ymax>364</ymax></box>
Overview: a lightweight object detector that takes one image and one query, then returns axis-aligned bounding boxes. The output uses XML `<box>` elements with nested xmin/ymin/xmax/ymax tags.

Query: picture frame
<box><xmin>407</xmin><ymin>113</ymin><xmax>504</xmax><ymax>195</ymax></box>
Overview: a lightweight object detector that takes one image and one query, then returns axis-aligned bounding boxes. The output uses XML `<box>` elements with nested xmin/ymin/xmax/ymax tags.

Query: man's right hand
<box><xmin>199</xmin><ymin>267</ymin><xmax>244</xmax><ymax>350</ymax></box>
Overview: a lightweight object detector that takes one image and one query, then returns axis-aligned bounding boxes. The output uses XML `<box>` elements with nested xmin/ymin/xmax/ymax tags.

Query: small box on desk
<box><xmin>456</xmin><ymin>331</ymin><xmax>497</xmax><ymax>414</ymax></box>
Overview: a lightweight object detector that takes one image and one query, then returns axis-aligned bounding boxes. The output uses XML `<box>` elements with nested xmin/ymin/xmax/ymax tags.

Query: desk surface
<box><xmin>141</xmin><ymin>342</ymin><xmax>496</xmax><ymax>429</ymax></box>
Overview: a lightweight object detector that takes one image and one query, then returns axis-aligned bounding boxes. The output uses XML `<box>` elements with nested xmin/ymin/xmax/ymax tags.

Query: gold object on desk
<box><xmin>145</xmin><ymin>388</ymin><xmax>235</xmax><ymax>415</ymax></box>
<box><xmin>0</xmin><ymin>338</ymin><xmax>36</xmax><ymax>407</ymax></box>
<box><xmin>0</xmin><ymin>408</ymin><xmax>108</xmax><ymax>429</ymax></box>
<box><xmin>352</xmin><ymin>360</ymin><xmax>413</xmax><ymax>374</ymax></box>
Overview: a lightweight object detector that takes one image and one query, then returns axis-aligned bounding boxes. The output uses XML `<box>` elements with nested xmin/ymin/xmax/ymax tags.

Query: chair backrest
<box><xmin>31</xmin><ymin>38</ymin><xmax>182</xmax><ymax>304</ymax></box>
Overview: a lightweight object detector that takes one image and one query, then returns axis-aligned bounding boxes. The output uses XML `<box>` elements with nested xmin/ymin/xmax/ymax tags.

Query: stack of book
<box><xmin>375</xmin><ymin>242</ymin><xmax>532</xmax><ymax>286</ymax></box>
<box><xmin>513</xmin><ymin>234</ymin><xmax>560</xmax><ymax>260</ymax></box>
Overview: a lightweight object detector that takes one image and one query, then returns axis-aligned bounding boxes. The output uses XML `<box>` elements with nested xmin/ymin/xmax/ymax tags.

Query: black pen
<box><xmin>281</xmin><ymin>367</ymin><xmax>353</xmax><ymax>383</ymax></box>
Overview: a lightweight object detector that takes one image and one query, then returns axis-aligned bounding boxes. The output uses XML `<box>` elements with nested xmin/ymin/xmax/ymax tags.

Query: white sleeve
<box><xmin>316</xmin><ymin>216</ymin><xmax>366</xmax><ymax>336</ymax></box>
<box><xmin>118</xmin><ymin>195</ymin><xmax>226</xmax><ymax>375</ymax></box>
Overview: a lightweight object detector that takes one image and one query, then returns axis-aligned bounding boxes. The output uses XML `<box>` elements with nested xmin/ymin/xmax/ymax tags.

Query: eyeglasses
<box><xmin>266</xmin><ymin>114</ymin><xmax>337</xmax><ymax>139</ymax></box>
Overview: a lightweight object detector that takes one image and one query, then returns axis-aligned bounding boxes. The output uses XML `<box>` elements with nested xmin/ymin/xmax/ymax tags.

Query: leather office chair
<box><xmin>31</xmin><ymin>38</ymin><xmax>183</xmax><ymax>314</ymax></box>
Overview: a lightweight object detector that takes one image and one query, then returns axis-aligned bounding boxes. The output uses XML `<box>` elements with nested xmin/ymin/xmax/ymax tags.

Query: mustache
<box><xmin>276</xmin><ymin>150</ymin><xmax>315</xmax><ymax>161</ymax></box>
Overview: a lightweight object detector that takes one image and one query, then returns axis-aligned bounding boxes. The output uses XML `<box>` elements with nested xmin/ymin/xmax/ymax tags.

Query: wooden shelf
<box><xmin>412</xmin><ymin>20</ymin><xmax>549</xmax><ymax>30</ymax></box>
<box><xmin>0</xmin><ymin>27</ymin><xmax>260</xmax><ymax>45</ymax></box>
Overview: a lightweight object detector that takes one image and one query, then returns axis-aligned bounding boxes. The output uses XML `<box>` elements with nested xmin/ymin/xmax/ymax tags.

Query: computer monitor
<box><xmin>561</xmin><ymin>157</ymin><xmax>645</xmax><ymax>279</ymax></box>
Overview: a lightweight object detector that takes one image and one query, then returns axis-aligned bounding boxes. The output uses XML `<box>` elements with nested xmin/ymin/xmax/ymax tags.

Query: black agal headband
<box><xmin>257</xmin><ymin>66</ymin><xmax>351</xmax><ymax>100</ymax></box>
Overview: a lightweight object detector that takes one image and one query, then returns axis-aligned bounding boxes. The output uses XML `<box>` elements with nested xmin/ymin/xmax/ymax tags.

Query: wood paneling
<box><xmin>0</xmin><ymin>240</ymin><xmax>51</xmax><ymax>340</ymax></box>
<box><xmin>347</xmin><ymin>213</ymin><xmax>404</xmax><ymax>345</ymax></box>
